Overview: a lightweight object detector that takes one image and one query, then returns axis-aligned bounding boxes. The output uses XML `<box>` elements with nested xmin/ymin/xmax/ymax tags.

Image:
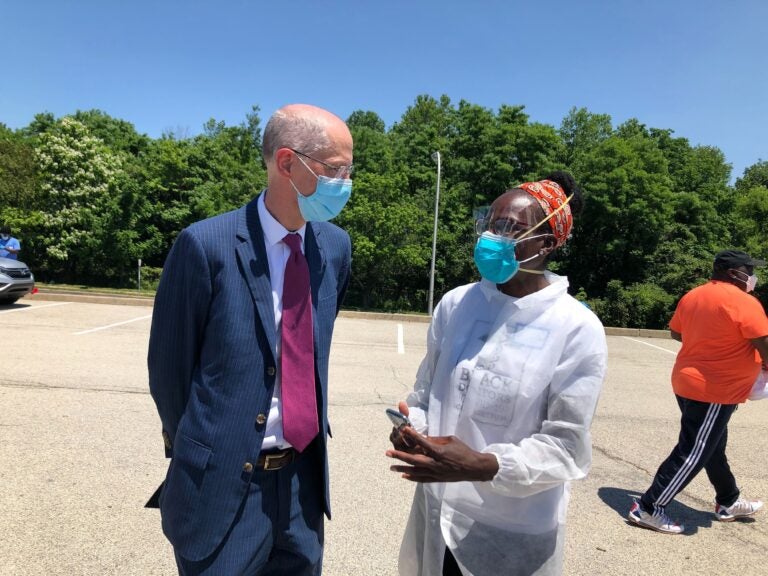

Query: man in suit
<box><xmin>148</xmin><ymin>103</ymin><xmax>353</xmax><ymax>575</ymax></box>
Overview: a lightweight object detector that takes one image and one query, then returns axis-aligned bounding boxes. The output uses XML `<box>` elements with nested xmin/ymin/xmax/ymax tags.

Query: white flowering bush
<box><xmin>34</xmin><ymin>117</ymin><xmax>124</xmax><ymax>277</ymax></box>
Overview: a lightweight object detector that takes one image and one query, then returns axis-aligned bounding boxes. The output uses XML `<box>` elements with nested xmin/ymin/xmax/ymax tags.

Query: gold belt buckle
<box><xmin>263</xmin><ymin>451</ymin><xmax>289</xmax><ymax>471</ymax></box>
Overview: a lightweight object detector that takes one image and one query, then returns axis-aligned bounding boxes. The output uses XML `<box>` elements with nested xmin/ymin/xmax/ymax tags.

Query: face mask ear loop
<box><xmin>515</xmin><ymin>193</ymin><xmax>574</xmax><ymax>241</ymax></box>
<box><xmin>294</xmin><ymin>153</ymin><xmax>320</xmax><ymax>180</ymax></box>
<box><xmin>730</xmin><ymin>269</ymin><xmax>750</xmax><ymax>287</ymax></box>
<box><xmin>291</xmin><ymin>154</ymin><xmax>321</xmax><ymax>200</ymax></box>
<box><xmin>517</xmin><ymin>252</ymin><xmax>547</xmax><ymax>275</ymax></box>
<box><xmin>512</xmin><ymin>194</ymin><xmax>573</xmax><ymax>276</ymax></box>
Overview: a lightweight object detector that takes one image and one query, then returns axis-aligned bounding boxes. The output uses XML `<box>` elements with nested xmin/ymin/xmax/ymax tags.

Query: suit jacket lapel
<box><xmin>236</xmin><ymin>197</ymin><xmax>277</xmax><ymax>361</ymax></box>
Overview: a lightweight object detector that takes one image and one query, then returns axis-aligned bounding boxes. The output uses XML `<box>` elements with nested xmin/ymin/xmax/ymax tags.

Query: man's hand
<box><xmin>386</xmin><ymin>427</ymin><xmax>499</xmax><ymax>483</ymax></box>
<box><xmin>751</xmin><ymin>335</ymin><xmax>768</xmax><ymax>366</ymax></box>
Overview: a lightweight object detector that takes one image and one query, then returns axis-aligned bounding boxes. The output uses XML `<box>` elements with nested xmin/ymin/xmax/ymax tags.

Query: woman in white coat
<box><xmin>387</xmin><ymin>172</ymin><xmax>607</xmax><ymax>576</ymax></box>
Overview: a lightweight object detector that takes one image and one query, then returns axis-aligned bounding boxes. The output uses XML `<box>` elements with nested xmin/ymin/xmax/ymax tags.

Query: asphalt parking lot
<box><xmin>1</xmin><ymin>295</ymin><xmax>767</xmax><ymax>575</ymax></box>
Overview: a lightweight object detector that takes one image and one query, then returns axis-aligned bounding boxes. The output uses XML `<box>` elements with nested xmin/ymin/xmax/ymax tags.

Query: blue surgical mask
<box><xmin>473</xmin><ymin>232</ymin><xmax>543</xmax><ymax>284</ymax></box>
<box><xmin>291</xmin><ymin>156</ymin><xmax>352</xmax><ymax>222</ymax></box>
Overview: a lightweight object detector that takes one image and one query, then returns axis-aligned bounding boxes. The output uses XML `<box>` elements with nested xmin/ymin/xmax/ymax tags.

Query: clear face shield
<box><xmin>475</xmin><ymin>192</ymin><xmax>573</xmax><ymax>242</ymax></box>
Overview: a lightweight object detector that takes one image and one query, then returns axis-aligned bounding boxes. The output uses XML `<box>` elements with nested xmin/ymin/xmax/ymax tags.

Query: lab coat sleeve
<box><xmin>405</xmin><ymin>299</ymin><xmax>448</xmax><ymax>434</ymax></box>
<box><xmin>483</xmin><ymin>339</ymin><xmax>607</xmax><ymax>498</ymax></box>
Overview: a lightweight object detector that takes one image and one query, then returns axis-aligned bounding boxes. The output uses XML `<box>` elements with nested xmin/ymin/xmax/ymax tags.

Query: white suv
<box><xmin>0</xmin><ymin>257</ymin><xmax>35</xmax><ymax>304</ymax></box>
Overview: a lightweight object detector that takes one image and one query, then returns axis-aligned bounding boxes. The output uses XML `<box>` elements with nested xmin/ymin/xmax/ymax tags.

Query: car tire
<box><xmin>0</xmin><ymin>297</ymin><xmax>20</xmax><ymax>305</ymax></box>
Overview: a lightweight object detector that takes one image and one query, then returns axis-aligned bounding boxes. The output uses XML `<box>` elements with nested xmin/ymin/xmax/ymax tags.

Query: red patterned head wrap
<box><xmin>517</xmin><ymin>179</ymin><xmax>573</xmax><ymax>247</ymax></box>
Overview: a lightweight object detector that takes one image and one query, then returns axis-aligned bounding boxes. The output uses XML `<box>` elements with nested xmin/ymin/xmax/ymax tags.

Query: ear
<box><xmin>539</xmin><ymin>235</ymin><xmax>557</xmax><ymax>257</ymax></box>
<box><xmin>274</xmin><ymin>148</ymin><xmax>294</xmax><ymax>178</ymax></box>
<box><xmin>727</xmin><ymin>268</ymin><xmax>742</xmax><ymax>281</ymax></box>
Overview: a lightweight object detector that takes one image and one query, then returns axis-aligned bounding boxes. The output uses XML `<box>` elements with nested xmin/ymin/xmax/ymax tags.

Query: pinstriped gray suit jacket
<box><xmin>148</xmin><ymin>194</ymin><xmax>351</xmax><ymax>561</ymax></box>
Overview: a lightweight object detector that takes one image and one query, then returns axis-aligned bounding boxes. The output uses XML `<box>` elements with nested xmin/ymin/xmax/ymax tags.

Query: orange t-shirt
<box><xmin>670</xmin><ymin>280</ymin><xmax>768</xmax><ymax>404</ymax></box>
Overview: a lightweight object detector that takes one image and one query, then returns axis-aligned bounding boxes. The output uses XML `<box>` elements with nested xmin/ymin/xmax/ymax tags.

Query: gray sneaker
<box><xmin>628</xmin><ymin>500</ymin><xmax>684</xmax><ymax>534</ymax></box>
<box><xmin>715</xmin><ymin>497</ymin><xmax>763</xmax><ymax>522</ymax></box>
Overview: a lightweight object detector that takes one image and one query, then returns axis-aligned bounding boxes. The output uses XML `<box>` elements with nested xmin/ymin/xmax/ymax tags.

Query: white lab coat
<box><xmin>399</xmin><ymin>274</ymin><xmax>607</xmax><ymax>576</ymax></box>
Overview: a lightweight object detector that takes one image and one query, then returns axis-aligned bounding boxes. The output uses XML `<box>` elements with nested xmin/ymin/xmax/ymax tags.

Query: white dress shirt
<box><xmin>257</xmin><ymin>191</ymin><xmax>306</xmax><ymax>450</ymax></box>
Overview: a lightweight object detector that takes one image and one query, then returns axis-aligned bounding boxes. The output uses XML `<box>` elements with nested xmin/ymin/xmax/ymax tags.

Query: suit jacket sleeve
<box><xmin>335</xmin><ymin>233</ymin><xmax>352</xmax><ymax>315</ymax></box>
<box><xmin>148</xmin><ymin>227</ymin><xmax>212</xmax><ymax>457</ymax></box>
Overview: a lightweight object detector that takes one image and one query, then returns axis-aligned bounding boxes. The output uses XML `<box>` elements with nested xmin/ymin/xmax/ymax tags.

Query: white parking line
<box><xmin>622</xmin><ymin>336</ymin><xmax>677</xmax><ymax>355</ymax></box>
<box><xmin>0</xmin><ymin>302</ymin><xmax>72</xmax><ymax>314</ymax></box>
<box><xmin>73</xmin><ymin>314</ymin><xmax>153</xmax><ymax>335</ymax></box>
<box><xmin>397</xmin><ymin>323</ymin><xmax>405</xmax><ymax>354</ymax></box>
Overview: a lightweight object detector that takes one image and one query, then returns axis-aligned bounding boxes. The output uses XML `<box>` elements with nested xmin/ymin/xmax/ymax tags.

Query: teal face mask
<box><xmin>291</xmin><ymin>156</ymin><xmax>352</xmax><ymax>222</ymax></box>
<box><xmin>473</xmin><ymin>232</ymin><xmax>543</xmax><ymax>284</ymax></box>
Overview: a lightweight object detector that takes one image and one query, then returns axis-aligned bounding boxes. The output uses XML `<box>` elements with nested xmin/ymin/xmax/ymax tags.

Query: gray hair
<box><xmin>262</xmin><ymin>110</ymin><xmax>331</xmax><ymax>162</ymax></box>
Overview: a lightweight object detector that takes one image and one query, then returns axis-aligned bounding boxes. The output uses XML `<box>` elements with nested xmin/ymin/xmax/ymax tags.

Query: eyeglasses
<box><xmin>290</xmin><ymin>148</ymin><xmax>354</xmax><ymax>179</ymax></box>
<box><xmin>475</xmin><ymin>217</ymin><xmax>532</xmax><ymax>239</ymax></box>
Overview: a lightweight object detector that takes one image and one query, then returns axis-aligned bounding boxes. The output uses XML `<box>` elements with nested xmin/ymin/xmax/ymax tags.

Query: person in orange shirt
<box><xmin>628</xmin><ymin>250</ymin><xmax>768</xmax><ymax>534</ymax></box>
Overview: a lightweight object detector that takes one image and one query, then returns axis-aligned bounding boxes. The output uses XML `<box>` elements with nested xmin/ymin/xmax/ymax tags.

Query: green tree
<box><xmin>136</xmin><ymin>110</ymin><xmax>267</xmax><ymax>268</ymax></box>
<box><xmin>650</xmin><ymin>132</ymin><xmax>733</xmax><ymax>296</ymax></box>
<box><xmin>5</xmin><ymin>98</ymin><xmax>760</xmax><ymax>322</ymax></box>
<box><xmin>0</xmin><ymin>125</ymin><xmax>38</xmax><ymax>210</ymax></box>
<box><xmin>730</xmin><ymin>161</ymin><xmax>768</xmax><ymax>303</ymax></box>
<box><xmin>559</xmin><ymin>107</ymin><xmax>612</xmax><ymax>166</ymax></box>
<box><xmin>337</xmin><ymin>171</ymin><xmax>432</xmax><ymax>310</ymax></box>
<box><xmin>735</xmin><ymin>159</ymin><xmax>768</xmax><ymax>192</ymax></box>
<box><xmin>567</xmin><ymin>124</ymin><xmax>675</xmax><ymax>294</ymax></box>
<box><xmin>347</xmin><ymin>110</ymin><xmax>391</xmax><ymax>175</ymax></box>
<box><xmin>589</xmin><ymin>280</ymin><xmax>675</xmax><ymax>328</ymax></box>
<box><xmin>390</xmin><ymin>94</ymin><xmax>453</xmax><ymax>200</ymax></box>
<box><xmin>71</xmin><ymin>109</ymin><xmax>151</xmax><ymax>155</ymax></box>
<box><xmin>22</xmin><ymin>112</ymin><xmax>56</xmax><ymax>137</ymax></box>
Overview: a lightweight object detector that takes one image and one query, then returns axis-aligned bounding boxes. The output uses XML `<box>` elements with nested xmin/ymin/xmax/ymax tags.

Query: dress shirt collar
<box><xmin>258</xmin><ymin>190</ymin><xmax>306</xmax><ymax>249</ymax></box>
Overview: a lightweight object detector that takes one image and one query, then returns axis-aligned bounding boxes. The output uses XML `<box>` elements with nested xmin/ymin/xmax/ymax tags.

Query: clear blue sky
<box><xmin>2</xmin><ymin>0</ymin><xmax>766</xmax><ymax>181</ymax></box>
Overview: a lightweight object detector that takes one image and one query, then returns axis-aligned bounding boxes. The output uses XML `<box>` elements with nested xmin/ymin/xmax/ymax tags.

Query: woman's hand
<box><xmin>388</xmin><ymin>402</ymin><xmax>420</xmax><ymax>453</ymax></box>
<box><xmin>386</xmin><ymin>426</ymin><xmax>499</xmax><ymax>483</ymax></box>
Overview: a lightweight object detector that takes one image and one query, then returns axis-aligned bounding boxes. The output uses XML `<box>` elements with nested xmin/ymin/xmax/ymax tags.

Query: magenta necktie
<box><xmin>281</xmin><ymin>233</ymin><xmax>318</xmax><ymax>452</ymax></box>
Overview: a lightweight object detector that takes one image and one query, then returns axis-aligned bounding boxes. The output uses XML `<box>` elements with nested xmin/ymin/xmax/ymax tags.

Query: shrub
<box><xmin>586</xmin><ymin>280</ymin><xmax>676</xmax><ymax>329</ymax></box>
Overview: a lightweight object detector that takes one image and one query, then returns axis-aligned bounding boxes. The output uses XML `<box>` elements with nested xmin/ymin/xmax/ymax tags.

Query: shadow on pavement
<box><xmin>0</xmin><ymin>302</ymin><xmax>30</xmax><ymax>310</ymax></box>
<box><xmin>597</xmin><ymin>486</ymin><xmax>758</xmax><ymax>535</ymax></box>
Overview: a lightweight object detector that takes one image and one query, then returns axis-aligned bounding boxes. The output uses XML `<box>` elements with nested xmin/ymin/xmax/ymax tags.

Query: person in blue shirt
<box><xmin>0</xmin><ymin>226</ymin><xmax>21</xmax><ymax>260</ymax></box>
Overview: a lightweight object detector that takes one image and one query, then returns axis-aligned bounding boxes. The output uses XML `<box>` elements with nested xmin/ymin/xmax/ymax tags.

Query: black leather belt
<box><xmin>257</xmin><ymin>448</ymin><xmax>296</xmax><ymax>471</ymax></box>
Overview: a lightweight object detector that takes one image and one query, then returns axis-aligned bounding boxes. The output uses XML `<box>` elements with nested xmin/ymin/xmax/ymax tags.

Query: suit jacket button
<box><xmin>243</xmin><ymin>462</ymin><xmax>254</xmax><ymax>473</ymax></box>
<box><xmin>267</xmin><ymin>366</ymin><xmax>276</xmax><ymax>376</ymax></box>
<box><xmin>255</xmin><ymin>413</ymin><xmax>267</xmax><ymax>425</ymax></box>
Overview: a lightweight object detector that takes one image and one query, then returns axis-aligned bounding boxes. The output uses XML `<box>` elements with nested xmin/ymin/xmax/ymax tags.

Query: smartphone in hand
<box><xmin>386</xmin><ymin>408</ymin><xmax>411</xmax><ymax>428</ymax></box>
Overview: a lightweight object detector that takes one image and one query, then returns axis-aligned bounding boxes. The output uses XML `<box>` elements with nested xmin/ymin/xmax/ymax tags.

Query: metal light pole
<box><xmin>428</xmin><ymin>151</ymin><xmax>441</xmax><ymax>316</ymax></box>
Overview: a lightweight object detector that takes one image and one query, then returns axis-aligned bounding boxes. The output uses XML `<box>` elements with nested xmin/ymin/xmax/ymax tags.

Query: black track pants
<box><xmin>640</xmin><ymin>395</ymin><xmax>740</xmax><ymax>513</ymax></box>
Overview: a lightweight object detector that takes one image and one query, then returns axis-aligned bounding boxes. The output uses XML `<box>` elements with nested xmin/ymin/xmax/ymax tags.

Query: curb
<box><xmin>30</xmin><ymin>291</ymin><xmax>434</xmax><ymax>322</ymax></box>
<box><xmin>604</xmin><ymin>327</ymin><xmax>671</xmax><ymax>339</ymax></box>
<box><xmin>30</xmin><ymin>290</ymin><xmax>155</xmax><ymax>308</ymax></box>
<box><xmin>27</xmin><ymin>290</ymin><xmax>672</xmax><ymax>338</ymax></box>
<box><xmin>338</xmin><ymin>310</ymin><xmax>431</xmax><ymax>323</ymax></box>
